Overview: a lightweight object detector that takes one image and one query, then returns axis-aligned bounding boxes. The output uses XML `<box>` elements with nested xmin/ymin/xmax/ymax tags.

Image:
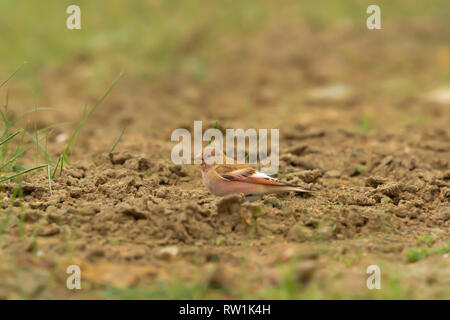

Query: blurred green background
<box><xmin>1</xmin><ymin>0</ymin><xmax>448</xmax><ymax>93</ymax></box>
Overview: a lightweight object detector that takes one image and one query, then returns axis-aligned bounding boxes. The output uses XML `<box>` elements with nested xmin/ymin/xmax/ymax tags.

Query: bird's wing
<box><xmin>216</xmin><ymin>165</ymin><xmax>287</xmax><ymax>186</ymax></box>
<box><xmin>215</xmin><ymin>164</ymin><xmax>255</xmax><ymax>180</ymax></box>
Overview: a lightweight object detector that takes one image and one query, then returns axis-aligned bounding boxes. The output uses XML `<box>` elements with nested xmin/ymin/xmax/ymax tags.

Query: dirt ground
<box><xmin>0</xmin><ymin>19</ymin><xmax>449</xmax><ymax>299</ymax></box>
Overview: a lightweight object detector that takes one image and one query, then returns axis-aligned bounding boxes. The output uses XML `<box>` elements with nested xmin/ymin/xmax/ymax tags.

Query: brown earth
<box><xmin>0</xmin><ymin>22</ymin><xmax>449</xmax><ymax>299</ymax></box>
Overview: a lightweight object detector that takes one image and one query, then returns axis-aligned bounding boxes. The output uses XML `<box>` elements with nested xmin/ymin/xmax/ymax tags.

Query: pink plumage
<box><xmin>197</xmin><ymin>146</ymin><xmax>311</xmax><ymax>196</ymax></box>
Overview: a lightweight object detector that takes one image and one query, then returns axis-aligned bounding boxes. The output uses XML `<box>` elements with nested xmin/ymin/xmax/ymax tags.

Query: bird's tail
<box><xmin>287</xmin><ymin>186</ymin><xmax>313</xmax><ymax>193</ymax></box>
<box><xmin>263</xmin><ymin>184</ymin><xmax>313</xmax><ymax>194</ymax></box>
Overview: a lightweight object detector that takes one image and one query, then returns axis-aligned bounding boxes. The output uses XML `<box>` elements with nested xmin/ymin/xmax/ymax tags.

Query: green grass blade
<box><xmin>85</xmin><ymin>73</ymin><xmax>123</xmax><ymax>120</ymax></box>
<box><xmin>51</xmin><ymin>154</ymin><xmax>62</xmax><ymax>179</ymax></box>
<box><xmin>0</xmin><ymin>164</ymin><xmax>47</xmax><ymax>183</ymax></box>
<box><xmin>63</xmin><ymin>73</ymin><xmax>122</xmax><ymax>159</ymax></box>
<box><xmin>47</xmin><ymin>164</ymin><xmax>52</xmax><ymax>195</ymax></box>
<box><xmin>0</xmin><ymin>110</ymin><xmax>12</xmax><ymax>138</ymax></box>
<box><xmin>20</xmin><ymin>128</ymin><xmax>55</xmax><ymax>164</ymax></box>
<box><xmin>107</xmin><ymin>126</ymin><xmax>126</xmax><ymax>155</ymax></box>
<box><xmin>0</xmin><ymin>149</ymin><xmax>26</xmax><ymax>171</ymax></box>
<box><xmin>60</xmin><ymin>154</ymin><xmax>66</xmax><ymax>175</ymax></box>
<box><xmin>0</xmin><ymin>62</ymin><xmax>26</xmax><ymax>89</ymax></box>
<box><xmin>66</xmin><ymin>100</ymin><xmax>88</xmax><ymax>157</ymax></box>
<box><xmin>13</xmin><ymin>107</ymin><xmax>60</xmax><ymax>124</ymax></box>
<box><xmin>0</xmin><ymin>130</ymin><xmax>22</xmax><ymax>146</ymax></box>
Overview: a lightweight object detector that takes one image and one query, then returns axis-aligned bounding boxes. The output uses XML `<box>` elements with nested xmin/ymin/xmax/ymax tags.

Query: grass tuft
<box><xmin>61</xmin><ymin>73</ymin><xmax>122</xmax><ymax>163</ymax></box>
<box><xmin>406</xmin><ymin>242</ymin><xmax>450</xmax><ymax>263</ymax></box>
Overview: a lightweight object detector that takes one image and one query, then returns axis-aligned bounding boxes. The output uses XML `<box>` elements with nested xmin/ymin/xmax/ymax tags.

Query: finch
<box><xmin>197</xmin><ymin>146</ymin><xmax>311</xmax><ymax>196</ymax></box>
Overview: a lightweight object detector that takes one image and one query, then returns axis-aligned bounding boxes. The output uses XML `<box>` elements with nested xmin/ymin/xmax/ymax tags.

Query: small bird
<box><xmin>197</xmin><ymin>146</ymin><xmax>312</xmax><ymax>196</ymax></box>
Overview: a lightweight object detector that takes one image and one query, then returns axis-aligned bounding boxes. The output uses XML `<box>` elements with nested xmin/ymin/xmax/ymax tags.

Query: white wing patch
<box><xmin>252</xmin><ymin>171</ymin><xmax>272</xmax><ymax>179</ymax></box>
<box><xmin>252</xmin><ymin>171</ymin><xmax>283</xmax><ymax>184</ymax></box>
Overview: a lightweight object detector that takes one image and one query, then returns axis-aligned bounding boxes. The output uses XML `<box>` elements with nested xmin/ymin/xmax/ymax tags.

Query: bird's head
<box><xmin>195</xmin><ymin>145</ymin><xmax>222</xmax><ymax>172</ymax></box>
